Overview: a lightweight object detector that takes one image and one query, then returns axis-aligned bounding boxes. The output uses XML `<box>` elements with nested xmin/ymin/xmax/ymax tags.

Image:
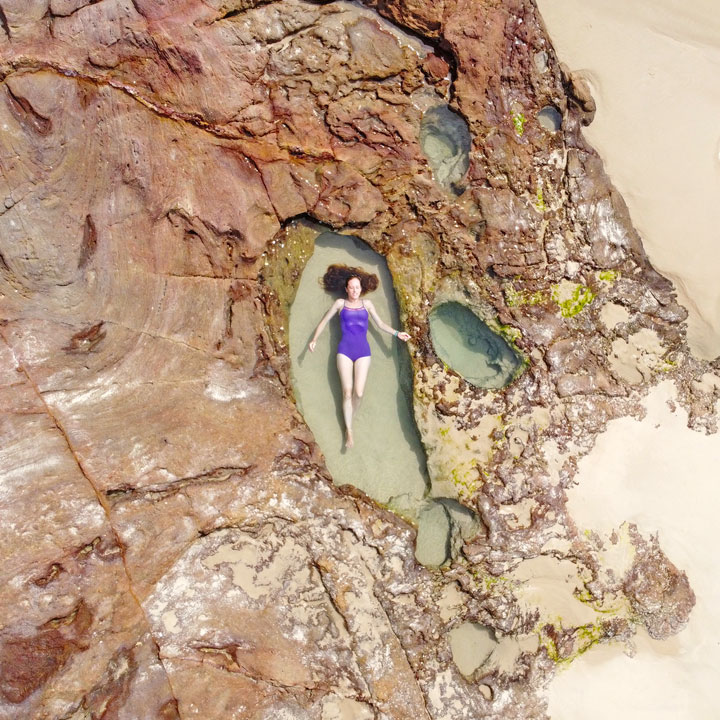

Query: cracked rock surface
<box><xmin>0</xmin><ymin>0</ymin><xmax>717</xmax><ymax>718</ymax></box>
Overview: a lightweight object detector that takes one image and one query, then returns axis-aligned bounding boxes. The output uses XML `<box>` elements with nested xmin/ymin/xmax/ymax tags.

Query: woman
<box><xmin>308</xmin><ymin>264</ymin><xmax>410</xmax><ymax>449</ymax></box>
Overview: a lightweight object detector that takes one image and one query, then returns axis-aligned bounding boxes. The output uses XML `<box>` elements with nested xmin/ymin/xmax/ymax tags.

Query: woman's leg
<box><xmin>352</xmin><ymin>356</ymin><xmax>371</xmax><ymax>417</ymax></box>
<box><xmin>337</xmin><ymin>353</ymin><xmax>355</xmax><ymax>447</ymax></box>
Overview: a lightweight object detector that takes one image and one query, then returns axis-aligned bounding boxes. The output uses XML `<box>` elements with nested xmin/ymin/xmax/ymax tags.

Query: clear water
<box><xmin>537</xmin><ymin>105</ymin><xmax>563</xmax><ymax>133</ymax></box>
<box><xmin>429</xmin><ymin>302</ymin><xmax>522</xmax><ymax>389</ymax></box>
<box><xmin>288</xmin><ymin>231</ymin><xmax>429</xmax><ymax>518</ymax></box>
<box><xmin>419</xmin><ymin>105</ymin><xmax>471</xmax><ymax>191</ymax></box>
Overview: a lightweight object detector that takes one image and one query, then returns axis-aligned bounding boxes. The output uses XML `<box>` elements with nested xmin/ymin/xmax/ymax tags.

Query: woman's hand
<box><xmin>308</xmin><ymin>340</ymin><xmax>317</xmax><ymax>352</ymax></box>
<box><xmin>397</xmin><ymin>331</ymin><xmax>411</xmax><ymax>342</ymax></box>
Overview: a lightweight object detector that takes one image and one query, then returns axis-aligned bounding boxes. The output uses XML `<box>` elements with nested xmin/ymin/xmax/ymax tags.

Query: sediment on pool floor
<box><xmin>429</xmin><ymin>301</ymin><xmax>525</xmax><ymax>389</ymax></box>
<box><xmin>419</xmin><ymin>104</ymin><xmax>471</xmax><ymax>194</ymax></box>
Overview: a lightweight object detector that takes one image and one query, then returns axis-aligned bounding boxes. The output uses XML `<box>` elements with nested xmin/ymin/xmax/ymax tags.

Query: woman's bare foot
<box><xmin>345</xmin><ymin>429</ymin><xmax>354</xmax><ymax>449</ymax></box>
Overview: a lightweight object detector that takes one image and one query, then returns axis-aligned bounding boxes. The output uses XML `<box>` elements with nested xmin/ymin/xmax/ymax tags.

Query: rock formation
<box><xmin>0</xmin><ymin>0</ymin><xmax>717</xmax><ymax>718</ymax></box>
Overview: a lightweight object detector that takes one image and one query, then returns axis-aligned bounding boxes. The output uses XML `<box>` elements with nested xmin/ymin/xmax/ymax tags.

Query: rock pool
<box><xmin>289</xmin><ymin>231</ymin><xmax>483</xmax><ymax>567</ymax></box>
<box><xmin>419</xmin><ymin>105</ymin><xmax>471</xmax><ymax>191</ymax></box>
<box><xmin>429</xmin><ymin>301</ymin><xmax>523</xmax><ymax>389</ymax></box>
<box><xmin>289</xmin><ymin>231</ymin><xmax>428</xmax><ymax>515</ymax></box>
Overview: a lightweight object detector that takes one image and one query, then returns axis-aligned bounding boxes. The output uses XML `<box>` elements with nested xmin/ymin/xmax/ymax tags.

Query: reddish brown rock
<box><xmin>0</xmin><ymin>0</ymin><xmax>714</xmax><ymax>718</ymax></box>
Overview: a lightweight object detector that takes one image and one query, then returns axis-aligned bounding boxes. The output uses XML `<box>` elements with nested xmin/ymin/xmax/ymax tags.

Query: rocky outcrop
<box><xmin>0</xmin><ymin>0</ymin><xmax>715</xmax><ymax>718</ymax></box>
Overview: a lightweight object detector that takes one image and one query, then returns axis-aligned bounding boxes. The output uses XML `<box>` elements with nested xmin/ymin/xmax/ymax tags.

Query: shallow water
<box><xmin>419</xmin><ymin>105</ymin><xmax>471</xmax><ymax>191</ymax></box>
<box><xmin>289</xmin><ymin>231</ymin><xmax>429</xmax><ymax>519</ymax></box>
<box><xmin>537</xmin><ymin>105</ymin><xmax>562</xmax><ymax>132</ymax></box>
<box><xmin>429</xmin><ymin>302</ymin><xmax>522</xmax><ymax>389</ymax></box>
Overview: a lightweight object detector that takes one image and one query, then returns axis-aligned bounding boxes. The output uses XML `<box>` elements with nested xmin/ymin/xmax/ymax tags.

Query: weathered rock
<box><xmin>0</xmin><ymin>0</ymin><xmax>715</xmax><ymax>717</ymax></box>
<box><xmin>624</xmin><ymin>527</ymin><xmax>695</xmax><ymax>640</ymax></box>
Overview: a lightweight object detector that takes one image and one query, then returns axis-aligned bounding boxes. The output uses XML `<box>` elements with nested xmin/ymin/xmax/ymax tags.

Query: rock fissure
<box><xmin>0</xmin><ymin>5</ymin><xmax>9</xmax><ymax>40</ymax></box>
<box><xmin>98</xmin><ymin>318</ymin><xmax>219</xmax><ymax>357</ymax></box>
<box><xmin>0</xmin><ymin>60</ymin><xmax>247</xmax><ymax>141</ymax></box>
<box><xmin>105</xmin><ymin>464</ymin><xmax>255</xmax><ymax>502</ymax></box>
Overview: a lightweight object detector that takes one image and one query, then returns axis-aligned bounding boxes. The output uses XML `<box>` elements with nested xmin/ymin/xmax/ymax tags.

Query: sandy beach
<box><xmin>545</xmin><ymin>381</ymin><xmax>720</xmax><ymax>718</ymax></box>
<box><xmin>535</xmin><ymin>1</ymin><xmax>720</xmax><ymax>715</ymax></box>
<box><xmin>536</xmin><ymin>0</ymin><xmax>720</xmax><ymax>361</ymax></box>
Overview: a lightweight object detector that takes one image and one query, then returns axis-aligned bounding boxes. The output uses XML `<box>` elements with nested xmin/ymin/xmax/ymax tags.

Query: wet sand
<box><xmin>536</xmin><ymin>0</ymin><xmax>720</xmax><ymax>361</ymax></box>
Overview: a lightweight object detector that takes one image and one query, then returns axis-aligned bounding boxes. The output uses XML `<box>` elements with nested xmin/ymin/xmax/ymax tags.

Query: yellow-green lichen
<box><xmin>504</xmin><ymin>285</ymin><xmax>546</xmax><ymax>308</ymax></box>
<box><xmin>535</xmin><ymin>184</ymin><xmax>548</xmax><ymax>212</ymax></box>
<box><xmin>574</xmin><ymin>623</ymin><xmax>606</xmax><ymax>656</ymax></box>
<box><xmin>538</xmin><ymin>621</ymin><xmax>608</xmax><ymax>667</ymax></box>
<box><xmin>551</xmin><ymin>282</ymin><xmax>596</xmax><ymax>318</ymax></box>
<box><xmin>496</xmin><ymin>323</ymin><xmax>522</xmax><ymax>345</ymax></box>
<box><xmin>575</xmin><ymin>588</ymin><xmax>629</xmax><ymax>616</ymax></box>
<box><xmin>597</xmin><ymin>269</ymin><xmax>620</xmax><ymax>284</ymax></box>
<box><xmin>511</xmin><ymin>111</ymin><xmax>526</xmax><ymax>137</ymax></box>
<box><xmin>450</xmin><ymin>459</ymin><xmax>479</xmax><ymax>498</ymax></box>
<box><xmin>468</xmin><ymin>566</ymin><xmax>508</xmax><ymax>593</ymax></box>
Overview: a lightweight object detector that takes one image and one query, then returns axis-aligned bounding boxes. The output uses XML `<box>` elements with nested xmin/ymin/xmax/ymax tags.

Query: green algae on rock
<box><xmin>429</xmin><ymin>302</ymin><xmax>524</xmax><ymax>389</ymax></box>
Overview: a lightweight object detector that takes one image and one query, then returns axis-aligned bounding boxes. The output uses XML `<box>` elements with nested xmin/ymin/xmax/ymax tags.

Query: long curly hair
<box><xmin>321</xmin><ymin>264</ymin><xmax>379</xmax><ymax>295</ymax></box>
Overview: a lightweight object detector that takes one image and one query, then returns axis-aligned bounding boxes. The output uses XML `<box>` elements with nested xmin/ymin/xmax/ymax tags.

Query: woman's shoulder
<box><xmin>362</xmin><ymin>297</ymin><xmax>375</xmax><ymax>308</ymax></box>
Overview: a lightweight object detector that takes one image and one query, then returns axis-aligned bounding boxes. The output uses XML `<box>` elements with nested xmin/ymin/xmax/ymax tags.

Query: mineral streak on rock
<box><xmin>0</xmin><ymin>0</ymin><xmax>716</xmax><ymax>718</ymax></box>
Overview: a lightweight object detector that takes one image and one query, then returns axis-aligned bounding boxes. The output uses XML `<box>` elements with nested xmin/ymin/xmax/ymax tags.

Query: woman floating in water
<box><xmin>308</xmin><ymin>264</ymin><xmax>410</xmax><ymax>449</ymax></box>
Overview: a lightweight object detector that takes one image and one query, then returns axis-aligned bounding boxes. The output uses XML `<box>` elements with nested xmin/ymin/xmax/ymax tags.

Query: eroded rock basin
<box><xmin>288</xmin><ymin>230</ymin><xmax>482</xmax><ymax>567</ymax></box>
<box><xmin>420</xmin><ymin>105</ymin><xmax>471</xmax><ymax>191</ymax></box>
<box><xmin>289</xmin><ymin>231</ymin><xmax>427</xmax><ymax>518</ymax></box>
<box><xmin>429</xmin><ymin>301</ymin><xmax>524</xmax><ymax>388</ymax></box>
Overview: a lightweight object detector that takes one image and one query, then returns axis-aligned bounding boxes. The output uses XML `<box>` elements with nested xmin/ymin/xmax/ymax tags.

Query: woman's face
<box><xmin>346</xmin><ymin>277</ymin><xmax>362</xmax><ymax>301</ymax></box>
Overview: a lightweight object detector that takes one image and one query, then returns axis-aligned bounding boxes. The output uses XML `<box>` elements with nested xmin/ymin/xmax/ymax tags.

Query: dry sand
<box><xmin>547</xmin><ymin>381</ymin><xmax>720</xmax><ymax>718</ymax></box>
<box><xmin>534</xmin><ymin>2</ymin><xmax>720</xmax><ymax>716</ymax></box>
<box><xmin>536</xmin><ymin>0</ymin><xmax>720</xmax><ymax>360</ymax></box>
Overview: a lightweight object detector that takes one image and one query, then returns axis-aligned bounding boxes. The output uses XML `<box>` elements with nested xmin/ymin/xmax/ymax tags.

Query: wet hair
<box><xmin>321</xmin><ymin>264</ymin><xmax>379</xmax><ymax>296</ymax></box>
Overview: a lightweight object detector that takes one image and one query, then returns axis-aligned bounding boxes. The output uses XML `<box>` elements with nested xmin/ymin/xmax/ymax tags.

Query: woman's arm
<box><xmin>364</xmin><ymin>300</ymin><xmax>411</xmax><ymax>342</ymax></box>
<box><xmin>308</xmin><ymin>299</ymin><xmax>343</xmax><ymax>352</ymax></box>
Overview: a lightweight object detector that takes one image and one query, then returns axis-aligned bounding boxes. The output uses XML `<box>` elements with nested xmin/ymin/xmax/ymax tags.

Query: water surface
<box><xmin>289</xmin><ymin>231</ymin><xmax>428</xmax><ymax>518</ymax></box>
<box><xmin>420</xmin><ymin>105</ymin><xmax>471</xmax><ymax>191</ymax></box>
<box><xmin>429</xmin><ymin>302</ymin><xmax>522</xmax><ymax>389</ymax></box>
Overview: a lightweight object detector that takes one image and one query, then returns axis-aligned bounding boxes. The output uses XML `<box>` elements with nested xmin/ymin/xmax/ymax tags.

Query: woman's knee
<box><xmin>342</xmin><ymin>387</ymin><xmax>353</xmax><ymax>401</ymax></box>
<box><xmin>353</xmin><ymin>388</ymin><xmax>364</xmax><ymax>400</ymax></box>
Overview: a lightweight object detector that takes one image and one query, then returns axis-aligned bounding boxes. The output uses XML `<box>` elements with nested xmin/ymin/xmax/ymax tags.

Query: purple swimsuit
<box><xmin>337</xmin><ymin>303</ymin><xmax>371</xmax><ymax>361</ymax></box>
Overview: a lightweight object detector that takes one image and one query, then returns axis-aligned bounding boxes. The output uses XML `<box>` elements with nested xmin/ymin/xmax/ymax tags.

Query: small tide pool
<box><xmin>429</xmin><ymin>302</ymin><xmax>523</xmax><ymax>389</ymax></box>
<box><xmin>420</xmin><ymin>105</ymin><xmax>471</xmax><ymax>192</ymax></box>
<box><xmin>537</xmin><ymin>105</ymin><xmax>562</xmax><ymax>133</ymax></box>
